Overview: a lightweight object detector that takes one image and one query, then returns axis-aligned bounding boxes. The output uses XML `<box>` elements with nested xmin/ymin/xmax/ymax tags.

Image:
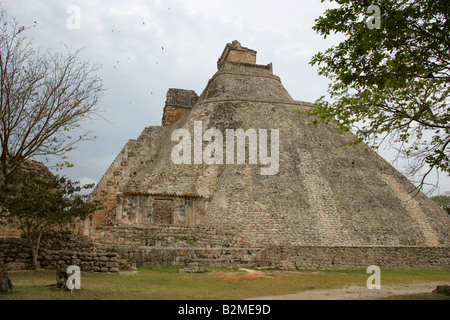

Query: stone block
<box><xmin>106</xmin><ymin>262</ymin><xmax>119</xmax><ymax>268</ymax></box>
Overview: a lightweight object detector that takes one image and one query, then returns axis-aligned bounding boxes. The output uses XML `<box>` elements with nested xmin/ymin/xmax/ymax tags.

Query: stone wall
<box><xmin>258</xmin><ymin>246</ymin><xmax>450</xmax><ymax>270</ymax></box>
<box><xmin>92</xmin><ymin>224</ymin><xmax>241</xmax><ymax>248</ymax></box>
<box><xmin>2</xmin><ymin>232</ymin><xmax>448</xmax><ymax>271</ymax></box>
<box><xmin>162</xmin><ymin>106</ymin><xmax>190</xmax><ymax>127</ymax></box>
<box><xmin>110</xmin><ymin>245</ymin><xmax>449</xmax><ymax>270</ymax></box>
<box><xmin>0</xmin><ymin>234</ymin><xmax>130</xmax><ymax>273</ymax></box>
<box><xmin>0</xmin><ymin>225</ymin><xmax>21</xmax><ymax>238</ymax></box>
<box><xmin>92</xmin><ymin>225</ymin><xmax>450</xmax><ymax>270</ymax></box>
<box><xmin>110</xmin><ymin>246</ymin><xmax>263</xmax><ymax>269</ymax></box>
<box><xmin>93</xmin><ymin>244</ymin><xmax>450</xmax><ymax>271</ymax></box>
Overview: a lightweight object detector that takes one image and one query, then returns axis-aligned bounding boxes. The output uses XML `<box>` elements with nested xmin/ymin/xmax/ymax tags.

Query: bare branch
<box><xmin>0</xmin><ymin>7</ymin><xmax>104</xmax><ymax>182</ymax></box>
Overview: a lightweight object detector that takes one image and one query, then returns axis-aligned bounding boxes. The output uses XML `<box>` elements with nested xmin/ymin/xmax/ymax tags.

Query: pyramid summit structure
<box><xmin>89</xmin><ymin>41</ymin><xmax>449</xmax><ymax>269</ymax></box>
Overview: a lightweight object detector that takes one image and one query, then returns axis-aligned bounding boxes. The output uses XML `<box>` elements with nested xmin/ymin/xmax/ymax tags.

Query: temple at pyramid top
<box><xmin>217</xmin><ymin>40</ymin><xmax>257</xmax><ymax>69</ymax></box>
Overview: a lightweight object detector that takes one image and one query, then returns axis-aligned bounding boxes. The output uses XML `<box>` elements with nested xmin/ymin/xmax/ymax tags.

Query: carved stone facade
<box><xmin>115</xmin><ymin>192</ymin><xmax>205</xmax><ymax>226</ymax></box>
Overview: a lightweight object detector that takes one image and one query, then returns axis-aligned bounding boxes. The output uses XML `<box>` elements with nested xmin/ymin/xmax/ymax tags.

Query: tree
<box><xmin>0</xmin><ymin>161</ymin><xmax>98</xmax><ymax>270</ymax></box>
<box><xmin>431</xmin><ymin>192</ymin><xmax>450</xmax><ymax>215</ymax></box>
<box><xmin>0</xmin><ymin>7</ymin><xmax>104</xmax><ymax>183</ymax></box>
<box><xmin>309</xmin><ymin>0</ymin><xmax>449</xmax><ymax>190</ymax></box>
<box><xmin>0</xmin><ymin>7</ymin><xmax>103</xmax><ymax>290</ymax></box>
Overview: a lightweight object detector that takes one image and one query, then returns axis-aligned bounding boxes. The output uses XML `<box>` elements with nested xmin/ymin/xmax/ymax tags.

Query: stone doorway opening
<box><xmin>153</xmin><ymin>199</ymin><xmax>174</xmax><ymax>225</ymax></box>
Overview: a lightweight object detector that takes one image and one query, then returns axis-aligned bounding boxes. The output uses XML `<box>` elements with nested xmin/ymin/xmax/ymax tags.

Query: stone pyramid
<box><xmin>91</xmin><ymin>41</ymin><xmax>449</xmax><ymax>254</ymax></box>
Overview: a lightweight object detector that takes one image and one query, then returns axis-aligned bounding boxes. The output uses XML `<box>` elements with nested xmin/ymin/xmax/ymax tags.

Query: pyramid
<box><xmin>90</xmin><ymin>41</ymin><xmax>449</xmax><ymax>260</ymax></box>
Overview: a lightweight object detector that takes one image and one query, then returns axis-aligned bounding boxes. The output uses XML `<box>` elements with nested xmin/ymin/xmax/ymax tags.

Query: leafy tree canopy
<box><xmin>431</xmin><ymin>193</ymin><xmax>450</xmax><ymax>215</ymax></box>
<box><xmin>0</xmin><ymin>161</ymin><xmax>98</xmax><ymax>269</ymax></box>
<box><xmin>309</xmin><ymin>0</ymin><xmax>449</xmax><ymax>189</ymax></box>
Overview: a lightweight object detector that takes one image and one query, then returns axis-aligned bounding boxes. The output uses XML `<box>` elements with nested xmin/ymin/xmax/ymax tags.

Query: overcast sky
<box><xmin>2</xmin><ymin>0</ymin><xmax>449</xmax><ymax>195</ymax></box>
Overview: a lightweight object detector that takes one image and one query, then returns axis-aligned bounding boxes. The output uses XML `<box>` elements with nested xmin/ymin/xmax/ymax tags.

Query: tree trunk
<box><xmin>0</xmin><ymin>158</ymin><xmax>13</xmax><ymax>291</ymax></box>
<box><xmin>26</xmin><ymin>230</ymin><xmax>43</xmax><ymax>271</ymax></box>
<box><xmin>29</xmin><ymin>235</ymin><xmax>41</xmax><ymax>270</ymax></box>
<box><xmin>0</xmin><ymin>257</ymin><xmax>13</xmax><ymax>292</ymax></box>
<box><xmin>31</xmin><ymin>245</ymin><xmax>39</xmax><ymax>270</ymax></box>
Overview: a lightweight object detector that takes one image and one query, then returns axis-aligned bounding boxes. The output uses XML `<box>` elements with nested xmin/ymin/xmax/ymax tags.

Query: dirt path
<box><xmin>250</xmin><ymin>282</ymin><xmax>445</xmax><ymax>300</ymax></box>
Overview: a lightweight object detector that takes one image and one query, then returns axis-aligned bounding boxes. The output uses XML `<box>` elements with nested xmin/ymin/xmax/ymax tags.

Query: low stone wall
<box><xmin>106</xmin><ymin>246</ymin><xmax>266</xmax><ymax>269</ymax></box>
<box><xmin>0</xmin><ymin>235</ymin><xmax>130</xmax><ymax>273</ymax></box>
<box><xmin>258</xmin><ymin>246</ymin><xmax>450</xmax><ymax>270</ymax></box>
<box><xmin>2</xmin><ymin>234</ymin><xmax>448</xmax><ymax>272</ymax></box>
<box><xmin>93</xmin><ymin>226</ymin><xmax>449</xmax><ymax>270</ymax></box>
<box><xmin>102</xmin><ymin>244</ymin><xmax>449</xmax><ymax>270</ymax></box>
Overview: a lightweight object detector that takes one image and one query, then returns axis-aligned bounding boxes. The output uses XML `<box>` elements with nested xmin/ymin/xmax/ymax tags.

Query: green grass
<box><xmin>0</xmin><ymin>267</ymin><xmax>449</xmax><ymax>300</ymax></box>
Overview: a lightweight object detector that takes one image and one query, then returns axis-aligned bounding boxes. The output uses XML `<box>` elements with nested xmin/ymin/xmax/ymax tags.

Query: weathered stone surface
<box><xmin>178</xmin><ymin>262</ymin><xmax>209</xmax><ymax>273</ymax></box>
<box><xmin>83</xmin><ymin>40</ymin><xmax>450</xmax><ymax>270</ymax></box>
<box><xmin>1</xmin><ymin>232</ymin><xmax>449</xmax><ymax>271</ymax></box>
<box><xmin>6</xmin><ymin>262</ymin><xmax>29</xmax><ymax>271</ymax></box>
<box><xmin>89</xmin><ymin>126</ymin><xmax>169</xmax><ymax>226</ymax></box>
<box><xmin>0</xmin><ymin>234</ymin><xmax>131</xmax><ymax>273</ymax></box>
<box><xmin>89</xmin><ymin>40</ymin><xmax>449</xmax><ymax>250</ymax></box>
<box><xmin>433</xmin><ymin>285</ymin><xmax>450</xmax><ymax>296</ymax></box>
<box><xmin>162</xmin><ymin>89</ymin><xmax>199</xmax><ymax>127</ymax></box>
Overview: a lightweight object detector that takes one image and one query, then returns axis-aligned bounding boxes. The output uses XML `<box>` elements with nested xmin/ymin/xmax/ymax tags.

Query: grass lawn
<box><xmin>0</xmin><ymin>267</ymin><xmax>449</xmax><ymax>300</ymax></box>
